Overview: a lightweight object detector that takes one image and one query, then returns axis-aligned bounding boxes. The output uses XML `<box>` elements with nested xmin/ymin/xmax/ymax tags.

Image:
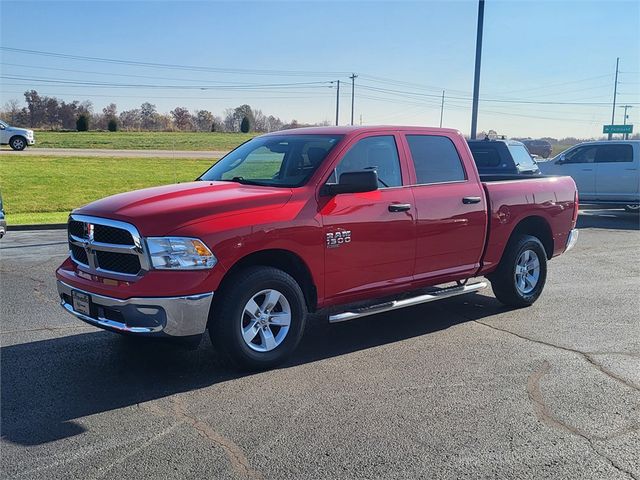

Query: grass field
<box><xmin>33</xmin><ymin>131</ymin><xmax>255</xmax><ymax>151</ymax></box>
<box><xmin>1</xmin><ymin>156</ymin><xmax>215</xmax><ymax>225</ymax></box>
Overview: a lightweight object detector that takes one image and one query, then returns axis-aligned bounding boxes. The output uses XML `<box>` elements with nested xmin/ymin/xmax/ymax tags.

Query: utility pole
<box><xmin>621</xmin><ymin>105</ymin><xmax>632</xmax><ymax>140</ymax></box>
<box><xmin>608</xmin><ymin>57</ymin><xmax>619</xmax><ymax>141</ymax></box>
<box><xmin>470</xmin><ymin>0</ymin><xmax>485</xmax><ymax>139</ymax></box>
<box><xmin>439</xmin><ymin>90</ymin><xmax>445</xmax><ymax>128</ymax></box>
<box><xmin>350</xmin><ymin>73</ymin><xmax>358</xmax><ymax>126</ymax></box>
<box><xmin>334</xmin><ymin>80</ymin><xmax>340</xmax><ymax>126</ymax></box>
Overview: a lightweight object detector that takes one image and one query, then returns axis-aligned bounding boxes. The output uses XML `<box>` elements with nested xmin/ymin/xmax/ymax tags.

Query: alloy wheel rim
<box><xmin>514</xmin><ymin>249</ymin><xmax>540</xmax><ymax>295</ymax></box>
<box><xmin>13</xmin><ymin>139</ymin><xmax>24</xmax><ymax>149</ymax></box>
<box><xmin>240</xmin><ymin>289</ymin><xmax>291</xmax><ymax>352</ymax></box>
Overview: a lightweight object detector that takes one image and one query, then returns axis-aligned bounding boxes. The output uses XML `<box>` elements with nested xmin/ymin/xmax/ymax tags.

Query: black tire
<box><xmin>624</xmin><ymin>204</ymin><xmax>640</xmax><ymax>213</ymax></box>
<box><xmin>209</xmin><ymin>266</ymin><xmax>307</xmax><ymax>371</ymax></box>
<box><xmin>488</xmin><ymin>234</ymin><xmax>547</xmax><ymax>308</ymax></box>
<box><xmin>9</xmin><ymin>136</ymin><xmax>27</xmax><ymax>151</ymax></box>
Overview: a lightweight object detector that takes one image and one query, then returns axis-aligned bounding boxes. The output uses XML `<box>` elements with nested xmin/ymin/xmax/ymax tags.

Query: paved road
<box><xmin>0</xmin><ymin>147</ymin><xmax>229</xmax><ymax>158</ymax></box>
<box><xmin>1</xmin><ymin>210</ymin><xmax>639</xmax><ymax>479</ymax></box>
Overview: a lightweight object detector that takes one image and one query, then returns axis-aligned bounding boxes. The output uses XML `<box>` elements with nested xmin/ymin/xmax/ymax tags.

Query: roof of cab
<box><xmin>261</xmin><ymin>125</ymin><xmax>462</xmax><ymax>137</ymax></box>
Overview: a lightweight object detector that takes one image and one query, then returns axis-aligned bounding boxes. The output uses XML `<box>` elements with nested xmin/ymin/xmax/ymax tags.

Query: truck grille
<box><xmin>95</xmin><ymin>251</ymin><xmax>141</xmax><ymax>275</ymax></box>
<box><xmin>68</xmin><ymin>215</ymin><xmax>149</xmax><ymax>278</ymax></box>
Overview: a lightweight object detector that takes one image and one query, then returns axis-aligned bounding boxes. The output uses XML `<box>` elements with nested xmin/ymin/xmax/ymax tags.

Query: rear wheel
<box><xmin>489</xmin><ymin>234</ymin><xmax>547</xmax><ymax>307</ymax></box>
<box><xmin>9</xmin><ymin>136</ymin><xmax>27</xmax><ymax>151</ymax></box>
<box><xmin>209</xmin><ymin>266</ymin><xmax>307</xmax><ymax>370</ymax></box>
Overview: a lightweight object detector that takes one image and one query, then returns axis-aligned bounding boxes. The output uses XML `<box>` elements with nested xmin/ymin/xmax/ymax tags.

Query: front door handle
<box><xmin>388</xmin><ymin>203</ymin><xmax>411</xmax><ymax>212</ymax></box>
<box><xmin>462</xmin><ymin>196</ymin><xmax>482</xmax><ymax>204</ymax></box>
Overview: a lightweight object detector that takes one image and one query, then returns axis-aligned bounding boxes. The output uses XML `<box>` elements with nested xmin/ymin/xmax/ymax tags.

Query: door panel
<box><xmin>552</xmin><ymin>145</ymin><xmax>597</xmax><ymax>199</ymax></box>
<box><xmin>321</xmin><ymin>188</ymin><xmax>415</xmax><ymax>299</ymax></box>
<box><xmin>411</xmin><ymin>182</ymin><xmax>486</xmax><ymax>280</ymax></box>
<box><xmin>595</xmin><ymin>144</ymin><xmax>638</xmax><ymax>201</ymax></box>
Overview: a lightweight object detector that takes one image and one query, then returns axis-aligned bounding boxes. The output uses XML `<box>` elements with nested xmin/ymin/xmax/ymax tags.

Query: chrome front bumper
<box><xmin>57</xmin><ymin>280</ymin><xmax>213</xmax><ymax>337</ymax></box>
<box><xmin>565</xmin><ymin>228</ymin><xmax>579</xmax><ymax>253</ymax></box>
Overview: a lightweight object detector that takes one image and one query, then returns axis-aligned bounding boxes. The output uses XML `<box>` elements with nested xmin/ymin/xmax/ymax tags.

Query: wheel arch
<box><xmin>508</xmin><ymin>215</ymin><xmax>554</xmax><ymax>259</ymax></box>
<box><xmin>216</xmin><ymin>249</ymin><xmax>318</xmax><ymax>313</ymax></box>
<box><xmin>9</xmin><ymin>134</ymin><xmax>27</xmax><ymax>145</ymax></box>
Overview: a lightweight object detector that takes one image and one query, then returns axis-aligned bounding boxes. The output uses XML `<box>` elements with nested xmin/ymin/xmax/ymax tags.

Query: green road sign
<box><xmin>603</xmin><ymin>124</ymin><xmax>633</xmax><ymax>134</ymax></box>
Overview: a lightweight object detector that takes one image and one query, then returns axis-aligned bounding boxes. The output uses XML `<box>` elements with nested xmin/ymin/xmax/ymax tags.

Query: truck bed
<box><xmin>479</xmin><ymin>175</ymin><xmax>577</xmax><ymax>274</ymax></box>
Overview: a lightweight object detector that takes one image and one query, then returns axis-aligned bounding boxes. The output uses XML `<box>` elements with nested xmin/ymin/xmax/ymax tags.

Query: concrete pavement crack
<box><xmin>168</xmin><ymin>396</ymin><xmax>263</xmax><ymax>480</ymax></box>
<box><xmin>474</xmin><ymin>320</ymin><xmax>640</xmax><ymax>392</ymax></box>
<box><xmin>527</xmin><ymin>360</ymin><xmax>638</xmax><ymax>480</ymax></box>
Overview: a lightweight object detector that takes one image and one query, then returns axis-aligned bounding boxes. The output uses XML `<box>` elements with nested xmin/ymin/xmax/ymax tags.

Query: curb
<box><xmin>8</xmin><ymin>224</ymin><xmax>67</xmax><ymax>231</ymax></box>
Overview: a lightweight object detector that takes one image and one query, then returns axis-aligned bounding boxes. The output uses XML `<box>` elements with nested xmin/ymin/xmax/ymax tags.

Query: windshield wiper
<box><xmin>219</xmin><ymin>176</ymin><xmax>268</xmax><ymax>186</ymax></box>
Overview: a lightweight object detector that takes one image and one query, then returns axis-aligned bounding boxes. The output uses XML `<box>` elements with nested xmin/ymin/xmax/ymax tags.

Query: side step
<box><xmin>328</xmin><ymin>281</ymin><xmax>487</xmax><ymax>323</ymax></box>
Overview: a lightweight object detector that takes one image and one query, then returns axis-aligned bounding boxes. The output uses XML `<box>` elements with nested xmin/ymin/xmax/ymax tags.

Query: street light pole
<box><xmin>440</xmin><ymin>90</ymin><xmax>445</xmax><ymax>128</ymax></box>
<box><xmin>335</xmin><ymin>80</ymin><xmax>340</xmax><ymax>126</ymax></box>
<box><xmin>350</xmin><ymin>73</ymin><xmax>358</xmax><ymax>126</ymax></box>
<box><xmin>608</xmin><ymin>57</ymin><xmax>619</xmax><ymax>141</ymax></box>
<box><xmin>621</xmin><ymin>105</ymin><xmax>632</xmax><ymax>140</ymax></box>
<box><xmin>470</xmin><ymin>0</ymin><xmax>485</xmax><ymax>139</ymax></box>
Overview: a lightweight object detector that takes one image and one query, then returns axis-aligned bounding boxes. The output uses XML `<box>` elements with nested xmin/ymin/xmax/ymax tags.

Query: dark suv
<box><xmin>522</xmin><ymin>139</ymin><xmax>552</xmax><ymax>158</ymax></box>
<box><xmin>467</xmin><ymin>138</ymin><xmax>540</xmax><ymax>176</ymax></box>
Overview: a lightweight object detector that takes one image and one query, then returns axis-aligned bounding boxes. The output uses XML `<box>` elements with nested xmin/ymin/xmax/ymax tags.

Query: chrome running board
<box><xmin>328</xmin><ymin>281</ymin><xmax>487</xmax><ymax>323</ymax></box>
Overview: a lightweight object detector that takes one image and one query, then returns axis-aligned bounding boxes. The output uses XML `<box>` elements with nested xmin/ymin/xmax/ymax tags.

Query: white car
<box><xmin>0</xmin><ymin>120</ymin><xmax>35</xmax><ymax>150</ymax></box>
<box><xmin>538</xmin><ymin>140</ymin><xmax>639</xmax><ymax>212</ymax></box>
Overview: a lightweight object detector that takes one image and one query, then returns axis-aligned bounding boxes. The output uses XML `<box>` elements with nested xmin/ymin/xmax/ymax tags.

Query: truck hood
<box><xmin>5</xmin><ymin>126</ymin><xmax>33</xmax><ymax>136</ymax></box>
<box><xmin>76</xmin><ymin>181</ymin><xmax>293</xmax><ymax>235</ymax></box>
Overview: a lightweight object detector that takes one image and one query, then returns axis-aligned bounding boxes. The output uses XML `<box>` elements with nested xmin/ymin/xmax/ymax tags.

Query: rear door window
<box><xmin>594</xmin><ymin>144</ymin><xmax>633</xmax><ymax>163</ymax></box>
<box><xmin>407</xmin><ymin>135</ymin><xmax>466</xmax><ymax>184</ymax></box>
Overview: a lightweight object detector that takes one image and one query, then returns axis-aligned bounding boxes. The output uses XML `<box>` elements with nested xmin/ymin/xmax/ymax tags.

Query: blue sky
<box><xmin>1</xmin><ymin>0</ymin><xmax>639</xmax><ymax>138</ymax></box>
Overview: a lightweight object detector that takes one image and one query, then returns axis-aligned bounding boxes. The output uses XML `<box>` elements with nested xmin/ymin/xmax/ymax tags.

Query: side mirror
<box><xmin>556</xmin><ymin>155</ymin><xmax>566</xmax><ymax>165</ymax></box>
<box><xmin>321</xmin><ymin>170</ymin><xmax>379</xmax><ymax>196</ymax></box>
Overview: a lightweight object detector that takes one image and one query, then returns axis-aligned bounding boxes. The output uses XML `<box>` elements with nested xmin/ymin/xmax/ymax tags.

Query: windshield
<box><xmin>509</xmin><ymin>144</ymin><xmax>539</xmax><ymax>172</ymax></box>
<box><xmin>199</xmin><ymin>134</ymin><xmax>343</xmax><ymax>187</ymax></box>
<box><xmin>0</xmin><ymin>120</ymin><xmax>7</xmax><ymax>128</ymax></box>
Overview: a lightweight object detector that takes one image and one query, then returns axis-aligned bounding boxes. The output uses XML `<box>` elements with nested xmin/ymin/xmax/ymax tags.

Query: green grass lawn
<box><xmin>33</xmin><ymin>131</ymin><xmax>255</xmax><ymax>151</ymax></box>
<box><xmin>1</xmin><ymin>156</ymin><xmax>216</xmax><ymax>225</ymax></box>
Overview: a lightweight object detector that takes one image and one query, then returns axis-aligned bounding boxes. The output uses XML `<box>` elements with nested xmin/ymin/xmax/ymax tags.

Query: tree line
<box><xmin>0</xmin><ymin>90</ymin><xmax>329</xmax><ymax>133</ymax></box>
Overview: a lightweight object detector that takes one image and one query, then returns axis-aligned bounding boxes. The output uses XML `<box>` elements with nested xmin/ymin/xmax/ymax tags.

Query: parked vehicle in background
<box><xmin>467</xmin><ymin>138</ymin><xmax>541</xmax><ymax>175</ymax></box>
<box><xmin>56</xmin><ymin>126</ymin><xmax>578</xmax><ymax>370</ymax></box>
<box><xmin>0</xmin><ymin>120</ymin><xmax>35</xmax><ymax>151</ymax></box>
<box><xmin>522</xmin><ymin>139</ymin><xmax>553</xmax><ymax>158</ymax></box>
<box><xmin>0</xmin><ymin>192</ymin><xmax>6</xmax><ymax>238</ymax></box>
<box><xmin>538</xmin><ymin>140</ymin><xmax>640</xmax><ymax>212</ymax></box>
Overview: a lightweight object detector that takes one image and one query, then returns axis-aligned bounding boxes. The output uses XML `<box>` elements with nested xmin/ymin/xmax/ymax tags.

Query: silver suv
<box><xmin>0</xmin><ymin>120</ymin><xmax>35</xmax><ymax>150</ymax></box>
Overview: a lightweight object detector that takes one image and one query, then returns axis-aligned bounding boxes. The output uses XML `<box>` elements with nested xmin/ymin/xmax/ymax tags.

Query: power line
<box><xmin>0</xmin><ymin>46</ymin><xmax>351</xmax><ymax>77</ymax></box>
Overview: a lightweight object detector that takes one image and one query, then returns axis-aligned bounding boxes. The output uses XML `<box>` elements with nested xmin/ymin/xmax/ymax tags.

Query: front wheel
<box><xmin>209</xmin><ymin>266</ymin><xmax>307</xmax><ymax>370</ymax></box>
<box><xmin>624</xmin><ymin>204</ymin><xmax>640</xmax><ymax>213</ymax></box>
<box><xmin>489</xmin><ymin>234</ymin><xmax>547</xmax><ymax>308</ymax></box>
<box><xmin>9</xmin><ymin>136</ymin><xmax>27</xmax><ymax>151</ymax></box>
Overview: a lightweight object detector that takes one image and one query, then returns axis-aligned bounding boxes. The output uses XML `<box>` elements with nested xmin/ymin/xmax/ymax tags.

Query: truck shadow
<box><xmin>577</xmin><ymin>208</ymin><xmax>639</xmax><ymax>230</ymax></box>
<box><xmin>0</xmin><ymin>293</ymin><xmax>506</xmax><ymax>446</ymax></box>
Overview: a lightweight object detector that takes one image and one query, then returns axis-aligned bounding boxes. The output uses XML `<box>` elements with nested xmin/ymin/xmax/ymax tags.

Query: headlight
<box><xmin>146</xmin><ymin>237</ymin><xmax>217</xmax><ymax>270</ymax></box>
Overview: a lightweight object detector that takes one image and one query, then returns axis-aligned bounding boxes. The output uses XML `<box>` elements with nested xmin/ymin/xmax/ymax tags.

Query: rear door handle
<box><xmin>462</xmin><ymin>196</ymin><xmax>482</xmax><ymax>204</ymax></box>
<box><xmin>388</xmin><ymin>203</ymin><xmax>411</xmax><ymax>212</ymax></box>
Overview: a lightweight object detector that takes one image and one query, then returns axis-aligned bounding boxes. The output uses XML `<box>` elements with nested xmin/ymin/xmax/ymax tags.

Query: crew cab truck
<box><xmin>56</xmin><ymin>126</ymin><xmax>579</xmax><ymax>370</ymax></box>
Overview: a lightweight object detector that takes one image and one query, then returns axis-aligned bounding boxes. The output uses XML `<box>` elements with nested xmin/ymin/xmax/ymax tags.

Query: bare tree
<box><xmin>171</xmin><ymin>107</ymin><xmax>193</xmax><ymax>131</ymax></box>
<box><xmin>194</xmin><ymin>109</ymin><xmax>214</xmax><ymax>132</ymax></box>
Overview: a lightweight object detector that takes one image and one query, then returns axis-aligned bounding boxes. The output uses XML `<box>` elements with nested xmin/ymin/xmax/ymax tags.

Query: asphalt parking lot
<box><xmin>1</xmin><ymin>209</ymin><xmax>639</xmax><ymax>480</ymax></box>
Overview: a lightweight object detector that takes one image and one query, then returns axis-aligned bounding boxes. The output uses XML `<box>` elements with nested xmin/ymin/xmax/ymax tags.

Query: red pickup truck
<box><xmin>56</xmin><ymin>126</ymin><xmax>579</xmax><ymax>369</ymax></box>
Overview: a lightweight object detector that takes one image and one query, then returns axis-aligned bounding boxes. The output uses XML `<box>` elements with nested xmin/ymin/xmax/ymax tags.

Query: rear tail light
<box><xmin>572</xmin><ymin>190</ymin><xmax>579</xmax><ymax>226</ymax></box>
